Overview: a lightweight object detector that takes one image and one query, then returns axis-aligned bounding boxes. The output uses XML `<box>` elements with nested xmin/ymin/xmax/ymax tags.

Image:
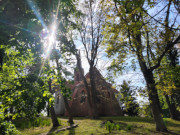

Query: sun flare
<box><xmin>40</xmin><ymin>22</ymin><xmax>57</xmax><ymax>59</ymax></box>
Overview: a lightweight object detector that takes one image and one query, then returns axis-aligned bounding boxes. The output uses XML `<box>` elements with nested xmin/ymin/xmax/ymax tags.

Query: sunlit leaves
<box><xmin>156</xmin><ymin>65</ymin><xmax>180</xmax><ymax>95</ymax></box>
<box><xmin>0</xmin><ymin>45</ymin><xmax>34</xmax><ymax>120</ymax></box>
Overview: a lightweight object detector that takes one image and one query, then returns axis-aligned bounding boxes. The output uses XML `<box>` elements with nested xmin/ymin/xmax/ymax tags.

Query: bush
<box><xmin>105</xmin><ymin>121</ymin><xmax>112</xmax><ymax>133</ymax></box>
<box><xmin>0</xmin><ymin>121</ymin><xmax>20</xmax><ymax>135</ymax></box>
<box><xmin>126</xmin><ymin>124</ymin><xmax>133</xmax><ymax>131</ymax></box>
<box><xmin>105</xmin><ymin>121</ymin><xmax>121</xmax><ymax>133</ymax></box>
<box><xmin>13</xmin><ymin>117</ymin><xmax>53</xmax><ymax>129</ymax></box>
<box><xmin>115</xmin><ymin>124</ymin><xmax>121</xmax><ymax>130</ymax></box>
<box><xmin>0</xmin><ymin>110</ymin><xmax>19</xmax><ymax>135</ymax></box>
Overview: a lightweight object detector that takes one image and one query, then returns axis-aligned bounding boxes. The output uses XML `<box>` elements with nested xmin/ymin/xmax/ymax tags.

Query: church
<box><xmin>54</xmin><ymin>66</ymin><xmax>123</xmax><ymax>116</ymax></box>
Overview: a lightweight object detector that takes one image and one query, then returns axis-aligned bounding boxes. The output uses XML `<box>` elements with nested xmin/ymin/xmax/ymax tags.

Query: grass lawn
<box><xmin>15</xmin><ymin>116</ymin><xmax>180</xmax><ymax>135</ymax></box>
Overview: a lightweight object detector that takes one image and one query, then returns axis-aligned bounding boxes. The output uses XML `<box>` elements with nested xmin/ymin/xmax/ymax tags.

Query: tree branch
<box><xmin>143</xmin><ymin>8</ymin><xmax>180</xmax><ymax>30</ymax></box>
<box><xmin>150</xmin><ymin>35</ymin><xmax>180</xmax><ymax>71</ymax></box>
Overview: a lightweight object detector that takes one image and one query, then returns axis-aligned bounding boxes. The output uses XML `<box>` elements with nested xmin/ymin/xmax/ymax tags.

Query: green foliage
<box><xmin>119</xmin><ymin>80</ymin><xmax>139</xmax><ymax>116</ymax></box>
<box><xmin>155</xmin><ymin>50</ymin><xmax>180</xmax><ymax>117</ymax></box>
<box><xmin>105</xmin><ymin>121</ymin><xmax>112</xmax><ymax>133</ymax></box>
<box><xmin>0</xmin><ymin>45</ymin><xmax>47</xmax><ymax>130</ymax></box>
<box><xmin>0</xmin><ymin>108</ymin><xmax>20</xmax><ymax>135</ymax></box>
<box><xmin>163</xmin><ymin>119</ymin><xmax>168</xmax><ymax>126</ymax></box>
<box><xmin>126</xmin><ymin>124</ymin><xmax>133</xmax><ymax>131</ymax></box>
<box><xmin>13</xmin><ymin>117</ymin><xmax>53</xmax><ymax>130</ymax></box>
<box><xmin>139</xmin><ymin>103</ymin><xmax>153</xmax><ymax>118</ymax></box>
<box><xmin>103</xmin><ymin>0</ymin><xmax>180</xmax><ymax>124</ymax></box>
<box><xmin>0</xmin><ymin>121</ymin><xmax>20</xmax><ymax>135</ymax></box>
<box><xmin>105</xmin><ymin>121</ymin><xmax>121</xmax><ymax>133</ymax></box>
<box><xmin>0</xmin><ymin>0</ymin><xmax>81</xmax><ymax>132</ymax></box>
<box><xmin>115</xmin><ymin>124</ymin><xmax>121</xmax><ymax>130</ymax></box>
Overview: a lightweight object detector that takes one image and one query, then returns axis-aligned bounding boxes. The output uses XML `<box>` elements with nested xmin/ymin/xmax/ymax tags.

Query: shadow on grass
<box><xmin>59</xmin><ymin>116</ymin><xmax>87</xmax><ymax>120</ymax></box>
<box><xmin>99</xmin><ymin>116</ymin><xmax>155</xmax><ymax>123</ymax></box>
<box><xmin>166</xmin><ymin>131</ymin><xmax>180</xmax><ymax>135</ymax></box>
<box><xmin>164</xmin><ymin>119</ymin><xmax>180</xmax><ymax>127</ymax></box>
<box><xmin>47</xmin><ymin>126</ymin><xmax>59</xmax><ymax>135</ymax></box>
<box><xmin>68</xmin><ymin>127</ymin><xmax>75</xmax><ymax>135</ymax></box>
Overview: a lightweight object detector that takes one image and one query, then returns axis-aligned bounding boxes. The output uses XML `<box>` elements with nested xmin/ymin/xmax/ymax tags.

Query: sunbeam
<box><xmin>26</xmin><ymin>0</ymin><xmax>48</xmax><ymax>30</ymax></box>
<box><xmin>26</xmin><ymin>0</ymin><xmax>61</xmax><ymax>78</ymax></box>
<box><xmin>0</xmin><ymin>19</ymin><xmax>38</xmax><ymax>35</ymax></box>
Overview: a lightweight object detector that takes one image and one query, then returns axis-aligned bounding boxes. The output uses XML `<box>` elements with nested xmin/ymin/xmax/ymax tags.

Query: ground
<box><xmin>15</xmin><ymin>116</ymin><xmax>180</xmax><ymax>135</ymax></box>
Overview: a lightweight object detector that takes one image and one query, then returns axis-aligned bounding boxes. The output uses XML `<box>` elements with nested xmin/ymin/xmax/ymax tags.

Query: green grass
<box><xmin>14</xmin><ymin>116</ymin><xmax>180</xmax><ymax>135</ymax></box>
<box><xmin>13</xmin><ymin>117</ymin><xmax>52</xmax><ymax>130</ymax></box>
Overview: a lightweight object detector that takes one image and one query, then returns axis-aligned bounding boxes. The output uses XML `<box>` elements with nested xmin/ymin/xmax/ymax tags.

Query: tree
<box><xmin>156</xmin><ymin>49</ymin><xmax>180</xmax><ymax>120</ymax></box>
<box><xmin>48</xmin><ymin>78</ymin><xmax>60</xmax><ymax>127</ymax></box>
<box><xmin>0</xmin><ymin>0</ymin><xmax>51</xmax><ymax>132</ymax></box>
<box><xmin>48</xmin><ymin>0</ymin><xmax>81</xmax><ymax>124</ymax></box>
<box><xmin>30</xmin><ymin>0</ymin><xmax>81</xmax><ymax>126</ymax></box>
<box><xmin>53</xmin><ymin>48</ymin><xmax>74</xmax><ymax>125</ymax></box>
<box><xmin>0</xmin><ymin>45</ymin><xmax>37</xmax><ymax>134</ymax></box>
<box><xmin>103</xmin><ymin>0</ymin><xmax>180</xmax><ymax>131</ymax></box>
<box><xmin>37</xmin><ymin>0</ymin><xmax>81</xmax><ymax>125</ymax></box>
<box><xmin>120</xmin><ymin>81</ymin><xmax>139</xmax><ymax>116</ymax></box>
<box><xmin>70</xmin><ymin>0</ymin><xmax>106</xmax><ymax>118</ymax></box>
<box><xmin>0</xmin><ymin>0</ymin><xmax>80</xmax><ymax>129</ymax></box>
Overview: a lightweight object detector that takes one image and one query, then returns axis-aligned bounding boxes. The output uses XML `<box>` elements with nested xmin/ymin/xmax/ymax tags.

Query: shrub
<box><xmin>13</xmin><ymin>117</ymin><xmax>53</xmax><ymax>129</ymax></box>
<box><xmin>126</xmin><ymin>124</ymin><xmax>133</xmax><ymax>131</ymax></box>
<box><xmin>115</xmin><ymin>124</ymin><xmax>121</xmax><ymax>130</ymax></box>
<box><xmin>105</xmin><ymin>121</ymin><xmax>121</xmax><ymax>133</ymax></box>
<box><xmin>105</xmin><ymin>121</ymin><xmax>112</xmax><ymax>133</ymax></box>
<box><xmin>45</xmin><ymin>121</ymin><xmax>51</xmax><ymax>126</ymax></box>
<box><xmin>0</xmin><ymin>121</ymin><xmax>20</xmax><ymax>135</ymax></box>
<box><xmin>111</xmin><ymin>123</ymin><xmax>115</xmax><ymax>130</ymax></box>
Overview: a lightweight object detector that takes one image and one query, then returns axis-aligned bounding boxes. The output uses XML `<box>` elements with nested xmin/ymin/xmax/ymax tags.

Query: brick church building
<box><xmin>54</xmin><ymin>66</ymin><xmax>123</xmax><ymax>116</ymax></box>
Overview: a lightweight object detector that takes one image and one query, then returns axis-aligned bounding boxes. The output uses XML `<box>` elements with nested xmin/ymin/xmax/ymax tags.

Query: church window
<box><xmin>80</xmin><ymin>90</ymin><xmax>86</xmax><ymax>103</ymax></box>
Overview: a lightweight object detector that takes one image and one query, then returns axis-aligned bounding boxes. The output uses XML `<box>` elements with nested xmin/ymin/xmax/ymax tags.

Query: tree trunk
<box><xmin>0</xmin><ymin>49</ymin><xmax>4</xmax><ymax>71</ymax></box>
<box><xmin>89</xmin><ymin>66</ymin><xmax>98</xmax><ymax>119</ymax></box>
<box><xmin>63</xmin><ymin>96</ymin><xmax>74</xmax><ymax>125</ymax></box>
<box><xmin>167</xmin><ymin>50</ymin><xmax>179</xmax><ymax>120</ymax></box>
<box><xmin>48</xmin><ymin>79</ymin><xmax>59</xmax><ymax>127</ymax></box>
<box><xmin>134</xmin><ymin>27</ymin><xmax>167</xmax><ymax>131</ymax></box>
<box><xmin>165</xmin><ymin>95</ymin><xmax>179</xmax><ymax>120</ymax></box>
<box><xmin>54</xmin><ymin>52</ymin><xmax>74</xmax><ymax>125</ymax></box>
<box><xmin>47</xmin><ymin>101</ymin><xmax>50</xmax><ymax>117</ymax></box>
<box><xmin>143</xmin><ymin>70</ymin><xmax>167</xmax><ymax>131</ymax></box>
<box><xmin>49</xmin><ymin>105</ymin><xmax>59</xmax><ymax>127</ymax></box>
<box><xmin>75</xmin><ymin>52</ymin><xmax>96</xmax><ymax>118</ymax></box>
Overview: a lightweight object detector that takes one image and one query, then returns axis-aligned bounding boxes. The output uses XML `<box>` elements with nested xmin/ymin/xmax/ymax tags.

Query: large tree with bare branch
<box><xmin>103</xmin><ymin>0</ymin><xmax>180</xmax><ymax>131</ymax></box>
<box><xmin>70</xmin><ymin>0</ymin><xmax>105</xmax><ymax>118</ymax></box>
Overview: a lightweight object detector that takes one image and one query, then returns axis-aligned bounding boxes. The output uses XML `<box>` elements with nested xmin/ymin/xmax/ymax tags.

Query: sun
<box><xmin>40</xmin><ymin>22</ymin><xmax>57</xmax><ymax>59</ymax></box>
<box><xmin>48</xmin><ymin>24</ymin><xmax>56</xmax><ymax>45</ymax></box>
<box><xmin>48</xmin><ymin>34</ymin><xmax>55</xmax><ymax>45</ymax></box>
<box><xmin>38</xmin><ymin>22</ymin><xmax>57</xmax><ymax>77</ymax></box>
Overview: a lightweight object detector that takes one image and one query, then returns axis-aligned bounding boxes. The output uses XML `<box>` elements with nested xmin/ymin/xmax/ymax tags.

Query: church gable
<box><xmin>54</xmin><ymin>66</ymin><xmax>123</xmax><ymax>117</ymax></box>
<box><xmin>69</xmin><ymin>67</ymin><xmax>123</xmax><ymax>116</ymax></box>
